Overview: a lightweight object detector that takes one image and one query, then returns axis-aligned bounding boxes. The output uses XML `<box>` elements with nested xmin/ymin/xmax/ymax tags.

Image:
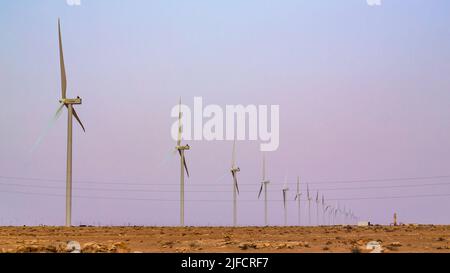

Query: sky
<box><xmin>1</xmin><ymin>0</ymin><xmax>450</xmax><ymax>226</ymax></box>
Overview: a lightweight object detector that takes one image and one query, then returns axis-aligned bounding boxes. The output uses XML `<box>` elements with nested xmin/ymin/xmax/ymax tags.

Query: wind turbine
<box><xmin>294</xmin><ymin>176</ymin><xmax>301</xmax><ymax>225</ymax></box>
<box><xmin>258</xmin><ymin>153</ymin><xmax>270</xmax><ymax>226</ymax></box>
<box><xmin>315</xmin><ymin>191</ymin><xmax>319</xmax><ymax>226</ymax></box>
<box><xmin>55</xmin><ymin>19</ymin><xmax>86</xmax><ymax>227</ymax></box>
<box><xmin>321</xmin><ymin>194</ymin><xmax>326</xmax><ymax>226</ymax></box>
<box><xmin>230</xmin><ymin>139</ymin><xmax>240</xmax><ymax>226</ymax></box>
<box><xmin>306</xmin><ymin>184</ymin><xmax>311</xmax><ymax>226</ymax></box>
<box><xmin>282</xmin><ymin>177</ymin><xmax>289</xmax><ymax>226</ymax></box>
<box><xmin>324</xmin><ymin>205</ymin><xmax>331</xmax><ymax>225</ymax></box>
<box><xmin>175</xmin><ymin>97</ymin><xmax>190</xmax><ymax>226</ymax></box>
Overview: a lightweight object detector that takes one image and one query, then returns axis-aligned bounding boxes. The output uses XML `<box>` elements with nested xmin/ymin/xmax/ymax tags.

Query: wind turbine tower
<box><xmin>258</xmin><ymin>154</ymin><xmax>270</xmax><ymax>226</ymax></box>
<box><xmin>175</xmin><ymin>98</ymin><xmax>190</xmax><ymax>226</ymax></box>
<box><xmin>230</xmin><ymin>139</ymin><xmax>240</xmax><ymax>226</ymax></box>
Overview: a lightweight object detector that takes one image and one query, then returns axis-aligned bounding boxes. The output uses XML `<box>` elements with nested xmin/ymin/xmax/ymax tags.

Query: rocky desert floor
<box><xmin>0</xmin><ymin>225</ymin><xmax>450</xmax><ymax>253</ymax></box>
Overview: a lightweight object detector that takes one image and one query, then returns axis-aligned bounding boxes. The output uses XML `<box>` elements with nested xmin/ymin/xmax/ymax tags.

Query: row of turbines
<box><xmin>235</xmin><ymin>145</ymin><xmax>358</xmax><ymax>227</ymax></box>
<box><xmin>51</xmin><ymin>19</ymin><xmax>359</xmax><ymax>227</ymax></box>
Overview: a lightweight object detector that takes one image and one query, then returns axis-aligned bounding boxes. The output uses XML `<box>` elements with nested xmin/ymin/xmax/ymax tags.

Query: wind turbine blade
<box><xmin>294</xmin><ymin>194</ymin><xmax>297</xmax><ymax>201</ymax></box>
<box><xmin>283</xmin><ymin>190</ymin><xmax>286</xmax><ymax>209</ymax></box>
<box><xmin>72</xmin><ymin>108</ymin><xmax>85</xmax><ymax>132</ymax></box>
<box><xmin>213</xmin><ymin>171</ymin><xmax>229</xmax><ymax>183</ymax></box>
<box><xmin>156</xmin><ymin>147</ymin><xmax>178</xmax><ymax>169</ymax></box>
<box><xmin>258</xmin><ymin>183</ymin><xmax>263</xmax><ymax>199</ymax></box>
<box><xmin>30</xmin><ymin>103</ymin><xmax>65</xmax><ymax>154</ymax></box>
<box><xmin>297</xmin><ymin>176</ymin><xmax>299</xmax><ymax>194</ymax></box>
<box><xmin>177</xmin><ymin>97</ymin><xmax>182</xmax><ymax>146</ymax></box>
<box><xmin>232</xmin><ymin>173</ymin><xmax>239</xmax><ymax>195</ymax></box>
<box><xmin>58</xmin><ymin>18</ymin><xmax>67</xmax><ymax>99</ymax></box>
<box><xmin>181</xmin><ymin>150</ymin><xmax>190</xmax><ymax>177</ymax></box>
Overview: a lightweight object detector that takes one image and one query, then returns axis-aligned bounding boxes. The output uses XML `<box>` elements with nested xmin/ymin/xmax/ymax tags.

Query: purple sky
<box><xmin>1</xmin><ymin>0</ymin><xmax>450</xmax><ymax>226</ymax></box>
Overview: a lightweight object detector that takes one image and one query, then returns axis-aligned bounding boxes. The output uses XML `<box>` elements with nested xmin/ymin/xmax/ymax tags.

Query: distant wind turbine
<box><xmin>321</xmin><ymin>194</ymin><xmax>325</xmax><ymax>225</ymax></box>
<box><xmin>307</xmin><ymin>184</ymin><xmax>311</xmax><ymax>226</ymax></box>
<box><xmin>282</xmin><ymin>177</ymin><xmax>289</xmax><ymax>226</ymax></box>
<box><xmin>230</xmin><ymin>139</ymin><xmax>240</xmax><ymax>226</ymax></box>
<box><xmin>294</xmin><ymin>176</ymin><xmax>301</xmax><ymax>225</ymax></box>
<box><xmin>175</xmin><ymin>97</ymin><xmax>190</xmax><ymax>226</ymax></box>
<box><xmin>315</xmin><ymin>191</ymin><xmax>319</xmax><ymax>226</ymax></box>
<box><xmin>258</xmin><ymin>153</ymin><xmax>270</xmax><ymax>226</ymax></box>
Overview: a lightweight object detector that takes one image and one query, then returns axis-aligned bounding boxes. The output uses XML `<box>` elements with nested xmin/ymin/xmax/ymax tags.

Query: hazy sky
<box><xmin>1</xmin><ymin>0</ymin><xmax>450</xmax><ymax>226</ymax></box>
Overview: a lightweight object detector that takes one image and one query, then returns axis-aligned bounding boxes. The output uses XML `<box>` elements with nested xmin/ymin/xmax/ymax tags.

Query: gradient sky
<box><xmin>1</xmin><ymin>0</ymin><xmax>450</xmax><ymax>226</ymax></box>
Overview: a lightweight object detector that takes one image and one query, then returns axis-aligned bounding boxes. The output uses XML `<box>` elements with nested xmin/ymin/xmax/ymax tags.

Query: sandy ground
<box><xmin>0</xmin><ymin>225</ymin><xmax>450</xmax><ymax>253</ymax></box>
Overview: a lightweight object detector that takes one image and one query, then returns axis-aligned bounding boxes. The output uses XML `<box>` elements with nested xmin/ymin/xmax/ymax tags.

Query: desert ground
<box><xmin>0</xmin><ymin>225</ymin><xmax>449</xmax><ymax>253</ymax></box>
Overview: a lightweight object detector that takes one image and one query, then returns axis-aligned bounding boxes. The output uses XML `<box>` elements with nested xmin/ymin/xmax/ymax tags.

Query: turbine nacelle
<box><xmin>231</xmin><ymin>167</ymin><xmax>240</xmax><ymax>173</ymax></box>
<box><xmin>176</xmin><ymin>144</ymin><xmax>190</xmax><ymax>151</ymax></box>
<box><xmin>59</xmin><ymin>97</ymin><xmax>82</xmax><ymax>105</ymax></box>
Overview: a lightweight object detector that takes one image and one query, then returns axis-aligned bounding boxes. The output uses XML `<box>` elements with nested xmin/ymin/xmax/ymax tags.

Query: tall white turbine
<box><xmin>55</xmin><ymin>19</ymin><xmax>86</xmax><ymax>227</ymax></box>
<box><xmin>294</xmin><ymin>176</ymin><xmax>301</xmax><ymax>225</ymax></box>
<box><xmin>230</xmin><ymin>139</ymin><xmax>240</xmax><ymax>226</ymax></box>
<box><xmin>258</xmin><ymin>153</ymin><xmax>270</xmax><ymax>226</ymax></box>
<box><xmin>175</xmin><ymin>98</ymin><xmax>190</xmax><ymax>226</ymax></box>
<box><xmin>282</xmin><ymin>177</ymin><xmax>289</xmax><ymax>226</ymax></box>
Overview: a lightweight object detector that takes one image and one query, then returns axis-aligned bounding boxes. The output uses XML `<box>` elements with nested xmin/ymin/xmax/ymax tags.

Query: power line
<box><xmin>1</xmin><ymin>174</ymin><xmax>450</xmax><ymax>186</ymax></box>
<box><xmin>1</xmin><ymin>188</ymin><xmax>450</xmax><ymax>202</ymax></box>
<box><xmin>0</xmin><ymin>180</ymin><xmax>450</xmax><ymax>193</ymax></box>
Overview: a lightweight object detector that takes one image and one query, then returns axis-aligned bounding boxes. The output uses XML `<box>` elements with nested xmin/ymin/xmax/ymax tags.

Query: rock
<box><xmin>108</xmin><ymin>242</ymin><xmax>130</xmax><ymax>253</ymax></box>
<box><xmin>44</xmin><ymin>245</ymin><xmax>58</xmax><ymax>253</ymax></box>
<box><xmin>275</xmin><ymin>243</ymin><xmax>287</xmax><ymax>249</ymax></box>
<box><xmin>14</xmin><ymin>244</ymin><xmax>59</xmax><ymax>253</ymax></box>
<box><xmin>82</xmin><ymin>242</ymin><xmax>108</xmax><ymax>253</ymax></box>
<box><xmin>238</xmin><ymin>243</ymin><xmax>257</xmax><ymax>250</ymax></box>
<box><xmin>176</xmin><ymin>247</ymin><xmax>189</xmax><ymax>253</ymax></box>
<box><xmin>66</xmin><ymin>241</ymin><xmax>81</xmax><ymax>253</ymax></box>
<box><xmin>15</xmin><ymin>245</ymin><xmax>39</xmax><ymax>253</ymax></box>
<box><xmin>390</xmin><ymin>242</ymin><xmax>402</xmax><ymax>247</ymax></box>
<box><xmin>366</xmin><ymin>241</ymin><xmax>383</xmax><ymax>253</ymax></box>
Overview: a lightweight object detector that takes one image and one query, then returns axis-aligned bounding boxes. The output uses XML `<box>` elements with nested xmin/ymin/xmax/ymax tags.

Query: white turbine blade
<box><xmin>297</xmin><ymin>176</ymin><xmax>299</xmax><ymax>194</ymax></box>
<box><xmin>232</xmin><ymin>172</ymin><xmax>239</xmax><ymax>195</ymax></box>
<box><xmin>156</xmin><ymin>147</ymin><xmax>178</xmax><ymax>169</ymax></box>
<box><xmin>30</xmin><ymin>103</ymin><xmax>65</xmax><ymax>154</ymax></box>
<box><xmin>258</xmin><ymin>183</ymin><xmax>263</xmax><ymax>199</ymax></box>
<box><xmin>283</xmin><ymin>190</ymin><xmax>286</xmax><ymax>209</ymax></box>
<box><xmin>177</xmin><ymin>97</ymin><xmax>182</xmax><ymax>146</ymax></box>
<box><xmin>213</xmin><ymin>171</ymin><xmax>229</xmax><ymax>183</ymax></box>
<box><xmin>72</xmin><ymin>107</ymin><xmax>85</xmax><ymax>132</ymax></box>
<box><xmin>58</xmin><ymin>18</ymin><xmax>67</xmax><ymax>99</ymax></box>
<box><xmin>181</xmin><ymin>150</ymin><xmax>190</xmax><ymax>177</ymax></box>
